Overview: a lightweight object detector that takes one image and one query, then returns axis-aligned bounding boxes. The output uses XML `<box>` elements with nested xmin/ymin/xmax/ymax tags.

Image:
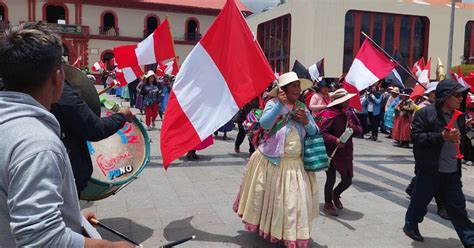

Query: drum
<box><xmin>80</xmin><ymin>110</ymin><xmax>151</xmax><ymax>201</ymax></box>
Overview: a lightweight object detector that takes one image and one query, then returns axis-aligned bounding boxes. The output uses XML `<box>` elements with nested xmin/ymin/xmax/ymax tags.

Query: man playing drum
<box><xmin>0</xmin><ymin>22</ymin><xmax>133</xmax><ymax>247</ymax></box>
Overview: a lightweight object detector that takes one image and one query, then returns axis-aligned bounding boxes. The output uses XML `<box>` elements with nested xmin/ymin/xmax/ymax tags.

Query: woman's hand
<box><xmin>336</xmin><ymin>138</ymin><xmax>345</xmax><ymax>148</ymax></box>
<box><xmin>277</xmin><ymin>89</ymin><xmax>289</xmax><ymax>105</ymax></box>
<box><xmin>295</xmin><ymin>109</ymin><xmax>309</xmax><ymax>125</ymax></box>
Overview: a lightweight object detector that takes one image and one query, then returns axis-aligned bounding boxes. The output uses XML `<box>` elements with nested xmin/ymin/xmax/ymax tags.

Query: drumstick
<box><xmin>161</xmin><ymin>236</ymin><xmax>196</xmax><ymax>248</ymax></box>
<box><xmin>89</xmin><ymin>218</ymin><xmax>142</xmax><ymax>247</ymax></box>
<box><xmin>98</xmin><ymin>85</ymin><xmax>114</xmax><ymax>95</ymax></box>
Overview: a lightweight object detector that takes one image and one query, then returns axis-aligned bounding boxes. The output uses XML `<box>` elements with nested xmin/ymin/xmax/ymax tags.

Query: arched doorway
<box><xmin>145</xmin><ymin>15</ymin><xmax>159</xmax><ymax>37</ymax></box>
<box><xmin>0</xmin><ymin>5</ymin><xmax>5</xmax><ymax>21</ymax></box>
<box><xmin>45</xmin><ymin>4</ymin><xmax>66</xmax><ymax>24</ymax></box>
<box><xmin>102</xmin><ymin>12</ymin><xmax>116</xmax><ymax>35</ymax></box>
<box><xmin>186</xmin><ymin>19</ymin><xmax>199</xmax><ymax>41</ymax></box>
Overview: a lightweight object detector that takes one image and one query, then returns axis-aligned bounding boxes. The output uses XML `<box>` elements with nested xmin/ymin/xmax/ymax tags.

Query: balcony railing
<box><xmin>0</xmin><ymin>21</ymin><xmax>10</xmax><ymax>34</ymax></box>
<box><xmin>99</xmin><ymin>26</ymin><xmax>119</xmax><ymax>37</ymax></box>
<box><xmin>184</xmin><ymin>33</ymin><xmax>202</xmax><ymax>41</ymax></box>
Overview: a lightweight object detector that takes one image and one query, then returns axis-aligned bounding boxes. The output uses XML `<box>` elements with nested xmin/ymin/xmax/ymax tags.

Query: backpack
<box><xmin>243</xmin><ymin>100</ymin><xmax>305</xmax><ymax>147</ymax></box>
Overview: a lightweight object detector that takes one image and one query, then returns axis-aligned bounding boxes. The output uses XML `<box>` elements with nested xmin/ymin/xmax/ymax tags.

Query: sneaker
<box><xmin>403</xmin><ymin>224</ymin><xmax>424</xmax><ymax>242</ymax></box>
<box><xmin>324</xmin><ymin>202</ymin><xmax>338</xmax><ymax>216</ymax></box>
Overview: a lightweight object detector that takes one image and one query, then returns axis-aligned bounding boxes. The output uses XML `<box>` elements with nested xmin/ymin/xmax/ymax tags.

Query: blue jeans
<box><xmin>405</xmin><ymin>170</ymin><xmax>474</xmax><ymax>246</ymax></box>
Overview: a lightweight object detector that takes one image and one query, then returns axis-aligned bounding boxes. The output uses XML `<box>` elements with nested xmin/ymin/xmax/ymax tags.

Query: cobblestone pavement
<box><xmin>80</xmin><ymin>93</ymin><xmax>474</xmax><ymax>247</ymax></box>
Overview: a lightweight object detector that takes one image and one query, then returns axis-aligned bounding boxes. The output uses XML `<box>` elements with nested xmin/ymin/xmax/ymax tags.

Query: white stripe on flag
<box><xmin>308</xmin><ymin>64</ymin><xmax>319</xmax><ymax>81</ymax></box>
<box><xmin>173</xmin><ymin>43</ymin><xmax>239</xmax><ymax>140</ymax></box>
<box><xmin>122</xmin><ymin>67</ymin><xmax>136</xmax><ymax>83</ymax></box>
<box><xmin>135</xmin><ymin>34</ymin><xmax>156</xmax><ymax>65</ymax></box>
<box><xmin>345</xmin><ymin>58</ymin><xmax>379</xmax><ymax>91</ymax></box>
<box><xmin>392</xmin><ymin>68</ymin><xmax>402</xmax><ymax>85</ymax></box>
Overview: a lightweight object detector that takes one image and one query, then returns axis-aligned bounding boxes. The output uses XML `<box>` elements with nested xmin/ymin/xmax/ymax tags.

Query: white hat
<box><xmin>268</xmin><ymin>72</ymin><xmax>313</xmax><ymax>97</ymax></box>
<box><xmin>326</xmin><ymin>88</ymin><xmax>357</xmax><ymax>108</ymax></box>
<box><xmin>425</xmin><ymin>81</ymin><xmax>438</xmax><ymax>94</ymax></box>
<box><xmin>144</xmin><ymin>70</ymin><xmax>156</xmax><ymax>79</ymax></box>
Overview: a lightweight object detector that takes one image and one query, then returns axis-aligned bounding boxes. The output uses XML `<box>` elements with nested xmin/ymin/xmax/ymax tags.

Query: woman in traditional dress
<box><xmin>160</xmin><ymin>74</ymin><xmax>172</xmax><ymax>114</ymax></box>
<box><xmin>140</xmin><ymin>70</ymin><xmax>161</xmax><ymax>130</ymax></box>
<box><xmin>309</xmin><ymin>79</ymin><xmax>331</xmax><ymax>117</ymax></box>
<box><xmin>392</xmin><ymin>89</ymin><xmax>416</xmax><ymax>148</ymax></box>
<box><xmin>234</xmin><ymin>72</ymin><xmax>319</xmax><ymax>248</ymax></box>
<box><xmin>319</xmin><ymin>89</ymin><xmax>362</xmax><ymax>216</ymax></box>
<box><xmin>384</xmin><ymin>87</ymin><xmax>400</xmax><ymax>138</ymax></box>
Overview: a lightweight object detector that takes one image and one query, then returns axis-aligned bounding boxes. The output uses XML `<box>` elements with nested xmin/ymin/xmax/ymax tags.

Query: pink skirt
<box><xmin>392</xmin><ymin>116</ymin><xmax>411</xmax><ymax>141</ymax></box>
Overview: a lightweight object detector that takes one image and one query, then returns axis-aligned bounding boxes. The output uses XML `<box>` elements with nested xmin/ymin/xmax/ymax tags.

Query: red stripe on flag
<box><xmin>343</xmin><ymin>82</ymin><xmax>361</xmax><ymax>111</ymax></box>
<box><xmin>153</xmin><ymin>19</ymin><xmax>176</xmax><ymax>63</ymax></box>
<box><xmin>199</xmin><ymin>0</ymin><xmax>276</xmax><ymax>108</ymax></box>
<box><xmin>114</xmin><ymin>44</ymin><xmax>139</xmax><ymax>68</ymax></box>
<box><xmin>160</xmin><ymin>91</ymin><xmax>202</xmax><ymax>168</ymax></box>
<box><xmin>355</xmin><ymin>40</ymin><xmax>396</xmax><ymax>79</ymax></box>
<box><xmin>410</xmin><ymin>83</ymin><xmax>426</xmax><ymax>100</ymax></box>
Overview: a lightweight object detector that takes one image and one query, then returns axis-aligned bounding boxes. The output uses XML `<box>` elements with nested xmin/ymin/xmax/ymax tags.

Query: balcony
<box><xmin>184</xmin><ymin>33</ymin><xmax>202</xmax><ymax>41</ymax></box>
<box><xmin>99</xmin><ymin>26</ymin><xmax>119</xmax><ymax>37</ymax></box>
<box><xmin>0</xmin><ymin>20</ymin><xmax>10</xmax><ymax>34</ymax></box>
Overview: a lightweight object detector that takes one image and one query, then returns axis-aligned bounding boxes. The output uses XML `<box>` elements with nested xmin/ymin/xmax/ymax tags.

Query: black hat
<box><xmin>316</xmin><ymin>79</ymin><xmax>329</xmax><ymax>90</ymax></box>
<box><xmin>435</xmin><ymin>79</ymin><xmax>469</xmax><ymax>104</ymax></box>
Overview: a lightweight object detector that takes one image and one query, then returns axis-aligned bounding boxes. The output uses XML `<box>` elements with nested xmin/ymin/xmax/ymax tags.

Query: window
<box><xmin>257</xmin><ymin>14</ymin><xmax>291</xmax><ymax>74</ymax></box>
<box><xmin>45</xmin><ymin>4</ymin><xmax>67</xmax><ymax>24</ymax></box>
<box><xmin>464</xmin><ymin>21</ymin><xmax>474</xmax><ymax>64</ymax></box>
<box><xmin>343</xmin><ymin>10</ymin><xmax>429</xmax><ymax>73</ymax></box>
<box><xmin>100</xmin><ymin>11</ymin><xmax>118</xmax><ymax>36</ymax></box>
<box><xmin>0</xmin><ymin>4</ymin><xmax>6</xmax><ymax>21</ymax></box>
<box><xmin>185</xmin><ymin>18</ymin><xmax>200</xmax><ymax>41</ymax></box>
<box><xmin>343</xmin><ymin>12</ymin><xmax>354</xmax><ymax>72</ymax></box>
<box><xmin>145</xmin><ymin>15</ymin><xmax>159</xmax><ymax>37</ymax></box>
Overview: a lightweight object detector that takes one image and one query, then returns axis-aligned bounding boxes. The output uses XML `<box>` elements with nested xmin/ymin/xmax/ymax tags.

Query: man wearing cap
<box><xmin>404</xmin><ymin>79</ymin><xmax>474</xmax><ymax>247</ymax></box>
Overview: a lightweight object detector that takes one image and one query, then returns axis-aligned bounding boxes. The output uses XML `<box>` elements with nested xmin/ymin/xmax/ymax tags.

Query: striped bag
<box><xmin>303</xmin><ymin>134</ymin><xmax>329</xmax><ymax>172</ymax></box>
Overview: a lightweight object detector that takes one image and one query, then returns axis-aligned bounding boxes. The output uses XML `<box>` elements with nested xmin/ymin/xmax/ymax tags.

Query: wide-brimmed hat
<box><xmin>390</xmin><ymin>87</ymin><xmax>400</xmax><ymax>94</ymax></box>
<box><xmin>326</xmin><ymin>89</ymin><xmax>356</xmax><ymax>108</ymax></box>
<box><xmin>424</xmin><ymin>81</ymin><xmax>438</xmax><ymax>94</ymax></box>
<box><xmin>269</xmin><ymin>72</ymin><xmax>313</xmax><ymax>97</ymax></box>
<box><xmin>144</xmin><ymin>70</ymin><xmax>156</xmax><ymax>79</ymax></box>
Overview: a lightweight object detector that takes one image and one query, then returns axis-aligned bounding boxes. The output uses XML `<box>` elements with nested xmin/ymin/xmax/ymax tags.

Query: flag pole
<box><xmin>361</xmin><ymin>32</ymin><xmax>426</xmax><ymax>90</ymax></box>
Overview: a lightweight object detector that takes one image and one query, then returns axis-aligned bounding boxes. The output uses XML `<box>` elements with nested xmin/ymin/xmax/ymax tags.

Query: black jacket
<box><xmin>50</xmin><ymin>83</ymin><xmax>126</xmax><ymax>194</ymax></box>
<box><xmin>411</xmin><ymin>104</ymin><xmax>471</xmax><ymax>175</ymax></box>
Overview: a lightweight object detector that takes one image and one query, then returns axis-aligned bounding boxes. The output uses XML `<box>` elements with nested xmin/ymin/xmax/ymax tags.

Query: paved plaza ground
<box><xmin>80</xmin><ymin>93</ymin><xmax>474</xmax><ymax>248</ymax></box>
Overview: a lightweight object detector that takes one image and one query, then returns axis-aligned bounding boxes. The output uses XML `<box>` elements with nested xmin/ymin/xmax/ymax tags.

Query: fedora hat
<box><xmin>390</xmin><ymin>87</ymin><xmax>400</xmax><ymax>94</ymax></box>
<box><xmin>400</xmin><ymin>88</ymin><xmax>411</xmax><ymax>97</ymax></box>
<box><xmin>144</xmin><ymin>70</ymin><xmax>156</xmax><ymax>79</ymax></box>
<box><xmin>269</xmin><ymin>71</ymin><xmax>313</xmax><ymax>97</ymax></box>
<box><xmin>326</xmin><ymin>88</ymin><xmax>356</xmax><ymax>108</ymax></box>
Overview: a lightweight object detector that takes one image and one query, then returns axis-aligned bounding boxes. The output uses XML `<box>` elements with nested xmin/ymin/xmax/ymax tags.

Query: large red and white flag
<box><xmin>115</xmin><ymin>65</ymin><xmax>144</xmax><ymax>86</ymax></box>
<box><xmin>343</xmin><ymin>39</ymin><xmax>396</xmax><ymax>110</ymax></box>
<box><xmin>410</xmin><ymin>57</ymin><xmax>430</xmax><ymax>100</ymax></box>
<box><xmin>91</xmin><ymin>61</ymin><xmax>106</xmax><ymax>72</ymax></box>
<box><xmin>160</xmin><ymin>0</ymin><xmax>276</xmax><ymax>168</ymax></box>
<box><xmin>114</xmin><ymin>19</ymin><xmax>175</xmax><ymax>68</ymax></box>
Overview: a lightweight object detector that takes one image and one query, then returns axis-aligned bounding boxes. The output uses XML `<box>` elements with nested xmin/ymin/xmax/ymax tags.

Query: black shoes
<box><xmin>403</xmin><ymin>225</ymin><xmax>424</xmax><ymax>242</ymax></box>
<box><xmin>437</xmin><ymin>207</ymin><xmax>451</xmax><ymax>220</ymax></box>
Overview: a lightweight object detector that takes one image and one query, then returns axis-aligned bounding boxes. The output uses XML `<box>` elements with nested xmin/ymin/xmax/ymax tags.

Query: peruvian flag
<box><xmin>343</xmin><ymin>39</ymin><xmax>396</xmax><ymax>110</ymax></box>
<box><xmin>115</xmin><ymin>65</ymin><xmax>144</xmax><ymax>86</ymax></box>
<box><xmin>114</xmin><ymin>19</ymin><xmax>175</xmax><ymax>68</ymax></box>
<box><xmin>451</xmin><ymin>66</ymin><xmax>474</xmax><ymax>91</ymax></box>
<box><xmin>410</xmin><ymin>57</ymin><xmax>431</xmax><ymax>100</ymax></box>
<box><xmin>308</xmin><ymin>58</ymin><xmax>324</xmax><ymax>81</ymax></box>
<box><xmin>91</xmin><ymin>61</ymin><xmax>106</xmax><ymax>72</ymax></box>
<box><xmin>160</xmin><ymin>0</ymin><xmax>276</xmax><ymax>168</ymax></box>
<box><xmin>156</xmin><ymin>58</ymin><xmax>180</xmax><ymax>76</ymax></box>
